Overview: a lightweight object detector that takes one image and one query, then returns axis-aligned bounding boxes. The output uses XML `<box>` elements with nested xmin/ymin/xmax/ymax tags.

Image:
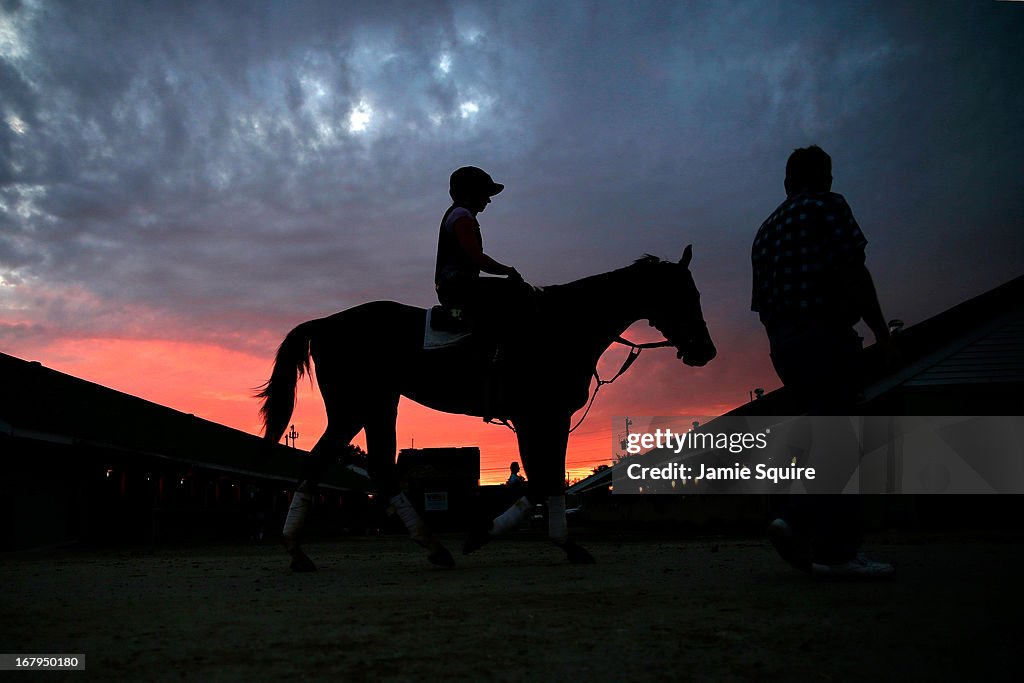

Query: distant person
<box><xmin>433</xmin><ymin>166</ymin><xmax>532</xmax><ymax>339</ymax></box>
<box><xmin>507</xmin><ymin>461</ymin><xmax>525</xmax><ymax>486</ymax></box>
<box><xmin>751</xmin><ymin>144</ymin><xmax>893</xmax><ymax>579</ymax></box>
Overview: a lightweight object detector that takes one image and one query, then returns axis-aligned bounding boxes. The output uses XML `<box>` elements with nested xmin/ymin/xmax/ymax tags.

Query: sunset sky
<box><xmin>2</xmin><ymin>1</ymin><xmax>1022</xmax><ymax>484</ymax></box>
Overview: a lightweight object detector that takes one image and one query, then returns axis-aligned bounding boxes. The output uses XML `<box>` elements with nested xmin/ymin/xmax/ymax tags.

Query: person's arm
<box><xmin>837</xmin><ymin>261</ymin><xmax>890</xmax><ymax>345</ymax></box>
<box><xmin>829</xmin><ymin>196</ymin><xmax>889</xmax><ymax>345</ymax></box>
<box><xmin>453</xmin><ymin>216</ymin><xmax>520</xmax><ymax>278</ymax></box>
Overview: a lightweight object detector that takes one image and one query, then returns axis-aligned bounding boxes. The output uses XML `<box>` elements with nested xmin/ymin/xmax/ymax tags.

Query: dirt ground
<box><xmin>1</xmin><ymin>529</ymin><xmax>1020</xmax><ymax>682</ymax></box>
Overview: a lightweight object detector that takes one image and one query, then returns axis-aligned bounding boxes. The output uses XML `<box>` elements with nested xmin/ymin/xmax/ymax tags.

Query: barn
<box><xmin>0</xmin><ymin>352</ymin><xmax>371</xmax><ymax>551</ymax></box>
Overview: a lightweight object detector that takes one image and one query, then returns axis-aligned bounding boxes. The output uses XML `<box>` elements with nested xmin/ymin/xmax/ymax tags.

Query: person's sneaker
<box><xmin>812</xmin><ymin>553</ymin><xmax>895</xmax><ymax>580</ymax></box>
<box><xmin>766</xmin><ymin>518</ymin><xmax>812</xmax><ymax>573</ymax></box>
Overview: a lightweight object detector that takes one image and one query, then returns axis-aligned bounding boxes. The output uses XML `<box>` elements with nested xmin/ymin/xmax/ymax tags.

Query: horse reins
<box><xmin>487</xmin><ymin>335</ymin><xmax>672</xmax><ymax>434</ymax></box>
<box><xmin>567</xmin><ymin>335</ymin><xmax>672</xmax><ymax>433</ymax></box>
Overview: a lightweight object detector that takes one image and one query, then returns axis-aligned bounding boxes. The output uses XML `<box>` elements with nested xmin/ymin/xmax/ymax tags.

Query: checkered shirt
<box><xmin>751</xmin><ymin>191</ymin><xmax>867</xmax><ymax>323</ymax></box>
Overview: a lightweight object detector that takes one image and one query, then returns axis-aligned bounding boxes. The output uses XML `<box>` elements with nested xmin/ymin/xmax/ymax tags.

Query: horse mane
<box><xmin>633</xmin><ymin>254</ymin><xmax>661</xmax><ymax>266</ymax></box>
<box><xmin>547</xmin><ymin>255</ymin><xmax>665</xmax><ymax>290</ymax></box>
<box><xmin>535</xmin><ymin>255</ymin><xmax>667</xmax><ymax>315</ymax></box>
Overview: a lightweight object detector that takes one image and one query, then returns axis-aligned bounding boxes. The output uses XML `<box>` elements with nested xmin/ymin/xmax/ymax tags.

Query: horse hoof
<box><xmin>557</xmin><ymin>540</ymin><xmax>596</xmax><ymax>564</ymax></box>
<box><xmin>462</xmin><ymin>527</ymin><xmax>492</xmax><ymax>555</ymax></box>
<box><xmin>289</xmin><ymin>548</ymin><xmax>317</xmax><ymax>572</ymax></box>
<box><xmin>428</xmin><ymin>545</ymin><xmax>456</xmax><ymax>568</ymax></box>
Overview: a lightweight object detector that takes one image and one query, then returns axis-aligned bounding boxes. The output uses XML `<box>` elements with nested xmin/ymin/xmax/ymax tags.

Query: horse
<box><xmin>258</xmin><ymin>245</ymin><xmax>716</xmax><ymax>570</ymax></box>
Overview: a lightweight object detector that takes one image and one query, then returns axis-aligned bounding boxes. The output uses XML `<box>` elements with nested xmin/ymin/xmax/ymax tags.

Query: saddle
<box><xmin>423</xmin><ymin>302</ymin><xmax>517</xmax><ymax>360</ymax></box>
<box><xmin>429</xmin><ymin>304</ymin><xmax>473</xmax><ymax>333</ymax></box>
<box><xmin>424</xmin><ymin>303</ymin><xmax>538</xmax><ymax>422</ymax></box>
<box><xmin>425</xmin><ymin>281</ymin><xmax>543</xmax><ymax>351</ymax></box>
<box><xmin>424</xmin><ymin>305</ymin><xmax>475</xmax><ymax>350</ymax></box>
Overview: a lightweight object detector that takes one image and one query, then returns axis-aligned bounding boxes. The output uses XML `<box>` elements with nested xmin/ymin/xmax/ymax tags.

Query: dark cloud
<box><xmin>1</xmin><ymin>0</ymin><xmax>1022</xmax><ymax>373</ymax></box>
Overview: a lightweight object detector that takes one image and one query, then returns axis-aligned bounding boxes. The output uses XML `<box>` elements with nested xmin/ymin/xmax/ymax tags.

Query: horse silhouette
<box><xmin>259</xmin><ymin>246</ymin><xmax>715</xmax><ymax>570</ymax></box>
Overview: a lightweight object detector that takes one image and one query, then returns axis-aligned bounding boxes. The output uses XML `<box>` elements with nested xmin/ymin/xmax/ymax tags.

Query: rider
<box><xmin>434</xmin><ymin>166</ymin><xmax>531</xmax><ymax>335</ymax></box>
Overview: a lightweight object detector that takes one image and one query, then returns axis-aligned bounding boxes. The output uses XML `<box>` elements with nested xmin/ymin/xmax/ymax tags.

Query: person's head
<box><xmin>510</xmin><ymin>461</ymin><xmax>520</xmax><ymax>474</ymax></box>
<box><xmin>784</xmin><ymin>145</ymin><xmax>832</xmax><ymax>195</ymax></box>
<box><xmin>449</xmin><ymin>166</ymin><xmax>504</xmax><ymax>213</ymax></box>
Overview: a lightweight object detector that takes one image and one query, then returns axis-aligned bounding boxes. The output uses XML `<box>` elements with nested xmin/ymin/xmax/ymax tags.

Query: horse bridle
<box><xmin>486</xmin><ymin>335</ymin><xmax>673</xmax><ymax>435</ymax></box>
<box><xmin>565</xmin><ymin>335</ymin><xmax>673</xmax><ymax>434</ymax></box>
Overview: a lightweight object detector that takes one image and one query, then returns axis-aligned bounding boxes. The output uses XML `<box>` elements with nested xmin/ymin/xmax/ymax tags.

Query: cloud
<box><xmin>1</xmin><ymin>1</ymin><xmax>1022</xmax><ymax>437</ymax></box>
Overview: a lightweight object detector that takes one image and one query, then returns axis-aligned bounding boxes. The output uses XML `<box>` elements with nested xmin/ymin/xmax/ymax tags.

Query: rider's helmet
<box><xmin>449</xmin><ymin>166</ymin><xmax>504</xmax><ymax>201</ymax></box>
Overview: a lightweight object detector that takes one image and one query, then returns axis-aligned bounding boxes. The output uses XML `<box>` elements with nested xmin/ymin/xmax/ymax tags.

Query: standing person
<box><xmin>507</xmin><ymin>461</ymin><xmax>525</xmax><ymax>486</ymax></box>
<box><xmin>751</xmin><ymin>145</ymin><xmax>893</xmax><ymax>578</ymax></box>
<box><xmin>434</xmin><ymin>166</ymin><xmax>530</xmax><ymax>336</ymax></box>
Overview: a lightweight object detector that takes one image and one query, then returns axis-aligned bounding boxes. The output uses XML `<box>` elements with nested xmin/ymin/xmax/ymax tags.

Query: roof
<box><xmin>730</xmin><ymin>274</ymin><xmax>1024</xmax><ymax>415</ymax></box>
<box><xmin>566</xmin><ymin>465</ymin><xmax>613</xmax><ymax>495</ymax></box>
<box><xmin>0</xmin><ymin>351</ymin><xmax>369</xmax><ymax>492</ymax></box>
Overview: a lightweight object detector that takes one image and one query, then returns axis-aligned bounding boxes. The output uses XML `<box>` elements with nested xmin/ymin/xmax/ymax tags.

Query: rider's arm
<box><xmin>453</xmin><ymin>216</ymin><xmax>519</xmax><ymax>278</ymax></box>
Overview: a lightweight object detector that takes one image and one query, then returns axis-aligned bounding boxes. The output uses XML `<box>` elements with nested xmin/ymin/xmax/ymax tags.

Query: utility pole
<box><xmin>619</xmin><ymin>418</ymin><xmax>633</xmax><ymax>455</ymax></box>
<box><xmin>286</xmin><ymin>424</ymin><xmax>299</xmax><ymax>448</ymax></box>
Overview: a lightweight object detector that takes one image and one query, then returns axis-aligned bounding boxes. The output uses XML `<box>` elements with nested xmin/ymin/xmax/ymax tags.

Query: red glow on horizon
<box><xmin>8</xmin><ymin>331</ymin><xmax>773</xmax><ymax>485</ymax></box>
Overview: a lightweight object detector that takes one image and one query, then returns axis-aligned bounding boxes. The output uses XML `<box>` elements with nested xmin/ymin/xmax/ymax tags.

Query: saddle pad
<box><xmin>424</xmin><ymin>309</ymin><xmax>473</xmax><ymax>350</ymax></box>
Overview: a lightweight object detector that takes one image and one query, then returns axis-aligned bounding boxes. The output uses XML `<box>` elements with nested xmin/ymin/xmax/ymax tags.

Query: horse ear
<box><xmin>679</xmin><ymin>244</ymin><xmax>693</xmax><ymax>268</ymax></box>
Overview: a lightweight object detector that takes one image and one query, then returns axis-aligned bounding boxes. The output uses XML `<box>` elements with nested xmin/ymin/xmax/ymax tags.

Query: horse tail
<box><xmin>257</xmin><ymin>319</ymin><xmax>320</xmax><ymax>444</ymax></box>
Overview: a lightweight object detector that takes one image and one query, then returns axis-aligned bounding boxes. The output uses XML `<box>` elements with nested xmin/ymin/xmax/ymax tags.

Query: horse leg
<box><xmin>462</xmin><ymin>413</ymin><xmax>593</xmax><ymax>563</ymax></box>
<box><xmin>461</xmin><ymin>492</ymin><xmax>533</xmax><ymax>555</ymax></box>
<box><xmin>521</xmin><ymin>413</ymin><xmax>595</xmax><ymax>564</ymax></box>
<box><xmin>283</xmin><ymin>420</ymin><xmax>362</xmax><ymax>572</ymax></box>
<box><xmin>462</xmin><ymin>418</ymin><xmax>545</xmax><ymax>555</ymax></box>
<box><xmin>365</xmin><ymin>396</ymin><xmax>454</xmax><ymax>568</ymax></box>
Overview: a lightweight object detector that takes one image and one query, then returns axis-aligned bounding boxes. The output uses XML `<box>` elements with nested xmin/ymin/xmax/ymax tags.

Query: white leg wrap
<box><xmin>389</xmin><ymin>493</ymin><xmax>427</xmax><ymax>543</ymax></box>
<box><xmin>490</xmin><ymin>496</ymin><xmax>533</xmax><ymax>537</ymax></box>
<box><xmin>547</xmin><ymin>495</ymin><xmax>567</xmax><ymax>543</ymax></box>
<box><xmin>283</xmin><ymin>491</ymin><xmax>312</xmax><ymax>539</ymax></box>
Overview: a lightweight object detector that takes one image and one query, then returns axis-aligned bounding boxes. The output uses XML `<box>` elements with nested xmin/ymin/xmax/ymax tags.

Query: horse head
<box><xmin>643</xmin><ymin>245</ymin><xmax>717</xmax><ymax>367</ymax></box>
